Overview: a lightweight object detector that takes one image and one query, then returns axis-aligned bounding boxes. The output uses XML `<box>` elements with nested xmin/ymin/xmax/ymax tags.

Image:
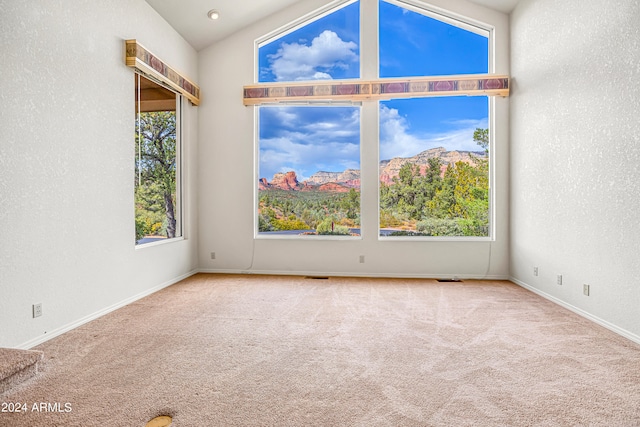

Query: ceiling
<box><xmin>145</xmin><ymin>0</ymin><xmax>520</xmax><ymax>52</ymax></box>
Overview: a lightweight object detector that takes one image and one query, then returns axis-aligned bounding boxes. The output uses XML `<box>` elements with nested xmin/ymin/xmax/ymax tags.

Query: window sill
<box><xmin>379</xmin><ymin>235</ymin><xmax>494</xmax><ymax>242</ymax></box>
<box><xmin>135</xmin><ymin>236</ymin><xmax>185</xmax><ymax>249</ymax></box>
<box><xmin>255</xmin><ymin>233</ymin><xmax>361</xmax><ymax>241</ymax></box>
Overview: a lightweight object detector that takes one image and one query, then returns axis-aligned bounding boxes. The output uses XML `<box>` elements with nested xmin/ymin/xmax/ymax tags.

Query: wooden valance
<box><xmin>244</xmin><ymin>74</ymin><xmax>508</xmax><ymax>106</ymax></box>
<box><xmin>125</xmin><ymin>39</ymin><xmax>200</xmax><ymax>106</ymax></box>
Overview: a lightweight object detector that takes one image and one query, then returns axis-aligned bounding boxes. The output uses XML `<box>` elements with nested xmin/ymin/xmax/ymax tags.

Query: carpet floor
<box><xmin>0</xmin><ymin>348</ymin><xmax>43</xmax><ymax>395</ymax></box>
<box><xmin>1</xmin><ymin>274</ymin><xmax>640</xmax><ymax>426</ymax></box>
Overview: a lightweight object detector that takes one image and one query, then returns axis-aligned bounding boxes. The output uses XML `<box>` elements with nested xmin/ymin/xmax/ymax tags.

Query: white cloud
<box><xmin>260</xmin><ymin>105</ymin><xmax>487</xmax><ymax>179</ymax></box>
<box><xmin>379</xmin><ymin>105</ymin><xmax>425</xmax><ymax>159</ymax></box>
<box><xmin>259</xmin><ymin>107</ymin><xmax>361</xmax><ymax>180</ymax></box>
<box><xmin>260</xmin><ymin>138</ymin><xmax>359</xmax><ymax>182</ymax></box>
<box><xmin>269</xmin><ymin>108</ymin><xmax>298</xmax><ymax>124</ymax></box>
<box><xmin>379</xmin><ymin>105</ymin><xmax>488</xmax><ymax>160</ymax></box>
<box><xmin>268</xmin><ymin>30</ymin><xmax>358</xmax><ymax>81</ymax></box>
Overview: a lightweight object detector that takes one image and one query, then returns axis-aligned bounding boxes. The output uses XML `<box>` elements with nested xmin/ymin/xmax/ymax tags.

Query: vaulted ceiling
<box><xmin>145</xmin><ymin>0</ymin><xmax>520</xmax><ymax>51</ymax></box>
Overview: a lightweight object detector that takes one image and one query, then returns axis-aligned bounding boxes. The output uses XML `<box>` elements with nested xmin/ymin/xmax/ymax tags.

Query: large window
<box><xmin>134</xmin><ymin>74</ymin><xmax>182</xmax><ymax>245</ymax></box>
<box><xmin>257</xmin><ymin>1</ymin><xmax>361</xmax><ymax>237</ymax></box>
<box><xmin>378</xmin><ymin>1</ymin><xmax>490</xmax><ymax>237</ymax></box>
<box><xmin>254</xmin><ymin>0</ymin><xmax>494</xmax><ymax>239</ymax></box>
<box><xmin>379</xmin><ymin>97</ymin><xmax>489</xmax><ymax>237</ymax></box>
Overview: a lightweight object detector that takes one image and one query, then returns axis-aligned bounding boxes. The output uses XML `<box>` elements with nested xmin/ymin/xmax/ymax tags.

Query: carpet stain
<box><xmin>145</xmin><ymin>415</ymin><xmax>172</xmax><ymax>427</ymax></box>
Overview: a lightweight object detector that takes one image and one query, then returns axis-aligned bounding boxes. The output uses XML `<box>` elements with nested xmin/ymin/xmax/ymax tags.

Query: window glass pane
<box><xmin>258</xmin><ymin>106</ymin><xmax>361</xmax><ymax>236</ymax></box>
<box><xmin>135</xmin><ymin>75</ymin><xmax>181</xmax><ymax>245</ymax></box>
<box><xmin>378</xmin><ymin>1</ymin><xmax>490</xmax><ymax>238</ymax></box>
<box><xmin>259</xmin><ymin>1</ymin><xmax>360</xmax><ymax>82</ymax></box>
<box><xmin>379</xmin><ymin>96</ymin><xmax>489</xmax><ymax>237</ymax></box>
<box><xmin>379</xmin><ymin>0</ymin><xmax>488</xmax><ymax>78</ymax></box>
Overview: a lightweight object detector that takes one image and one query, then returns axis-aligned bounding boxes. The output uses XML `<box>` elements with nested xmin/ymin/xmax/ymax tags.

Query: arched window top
<box><xmin>246</xmin><ymin>0</ymin><xmax>507</xmax><ymax>105</ymax></box>
<box><xmin>258</xmin><ymin>1</ymin><xmax>360</xmax><ymax>83</ymax></box>
<box><xmin>379</xmin><ymin>0</ymin><xmax>489</xmax><ymax>78</ymax></box>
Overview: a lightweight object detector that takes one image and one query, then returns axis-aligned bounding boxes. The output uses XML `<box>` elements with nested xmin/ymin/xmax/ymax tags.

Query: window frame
<box><xmin>377</xmin><ymin>95</ymin><xmax>494</xmax><ymax>242</ymax></box>
<box><xmin>252</xmin><ymin>0</ymin><xmax>497</xmax><ymax>241</ymax></box>
<box><xmin>377</xmin><ymin>0</ymin><xmax>494</xmax><ymax>241</ymax></box>
<box><xmin>254</xmin><ymin>102</ymin><xmax>363</xmax><ymax>240</ymax></box>
<box><xmin>134</xmin><ymin>72</ymin><xmax>184</xmax><ymax>248</ymax></box>
<box><xmin>254</xmin><ymin>0</ymin><xmax>363</xmax><ymax>240</ymax></box>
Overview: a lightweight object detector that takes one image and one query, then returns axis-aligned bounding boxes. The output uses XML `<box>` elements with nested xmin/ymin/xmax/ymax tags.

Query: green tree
<box><xmin>473</xmin><ymin>128</ymin><xmax>489</xmax><ymax>153</ymax></box>
<box><xmin>135</xmin><ymin>182</ymin><xmax>166</xmax><ymax>240</ymax></box>
<box><xmin>301</xmin><ymin>209</ymin><xmax>318</xmax><ymax>229</ymax></box>
<box><xmin>342</xmin><ymin>188</ymin><xmax>360</xmax><ymax>219</ymax></box>
<box><xmin>258</xmin><ymin>213</ymin><xmax>274</xmax><ymax>232</ymax></box>
<box><xmin>427</xmin><ymin>163</ymin><xmax>456</xmax><ymax>219</ymax></box>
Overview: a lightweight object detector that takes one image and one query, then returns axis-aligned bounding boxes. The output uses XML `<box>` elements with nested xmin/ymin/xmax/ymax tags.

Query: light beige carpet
<box><xmin>1</xmin><ymin>274</ymin><xmax>640</xmax><ymax>426</ymax></box>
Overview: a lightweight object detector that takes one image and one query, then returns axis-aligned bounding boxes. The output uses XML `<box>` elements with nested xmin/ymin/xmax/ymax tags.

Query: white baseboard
<box><xmin>198</xmin><ymin>268</ymin><xmax>509</xmax><ymax>281</ymax></box>
<box><xmin>18</xmin><ymin>270</ymin><xmax>199</xmax><ymax>350</ymax></box>
<box><xmin>510</xmin><ymin>276</ymin><xmax>640</xmax><ymax>346</ymax></box>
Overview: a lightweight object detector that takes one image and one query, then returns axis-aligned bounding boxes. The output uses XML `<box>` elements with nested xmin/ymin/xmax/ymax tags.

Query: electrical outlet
<box><xmin>33</xmin><ymin>303</ymin><xmax>42</xmax><ymax>318</ymax></box>
<box><xmin>210</xmin><ymin>252</ymin><xmax>216</xmax><ymax>260</ymax></box>
<box><xmin>557</xmin><ymin>275</ymin><xmax>563</xmax><ymax>286</ymax></box>
<box><xmin>533</xmin><ymin>267</ymin><xmax>538</xmax><ymax>276</ymax></box>
<box><xmin>359</xmin><ymin>255</ymin><xmax>365</xmax><ymax>264</ymax></box>
<box><xmin>583</xmin><ymin>284</ymin><xmax>590</xmax><ymax>296</ymax></box>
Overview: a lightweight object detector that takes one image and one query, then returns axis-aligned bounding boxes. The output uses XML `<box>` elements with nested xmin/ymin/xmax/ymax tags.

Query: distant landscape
<box><xmin>258</xmin><ymin>143</ymin><xmax>489</xmax><ymax>237</ymax></box>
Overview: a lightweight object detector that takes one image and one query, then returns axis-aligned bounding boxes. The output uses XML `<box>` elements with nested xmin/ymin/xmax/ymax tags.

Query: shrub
<box><xmin>416</xmin><ymin>218</ymin><xmax>464</xmax><ymax>236</ymax></box>
<box><xmin>258</xmin><ymin>213</ymin><xmax>274</xmax><ymax>232</ymax></box>
<box><xmin>316</xmin><ymin>218</ymin><xmax>350</xmax><ymax>235</ymax></box>
<box><xmin>135</xmin><ymin>208</ymin><xmax>163</xmax><ymax>241</ymax></box>
<box><xmin>273</xmin><ymin>217</ymin><xmax>309</xmax><ymax>231</ymax></box>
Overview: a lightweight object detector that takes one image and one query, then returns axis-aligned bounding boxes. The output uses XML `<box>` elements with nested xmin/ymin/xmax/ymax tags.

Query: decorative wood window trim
<box><xmin>125</xmin><ymin>39</ymin><xmax>200</xmax><ymax>106</ymax></box>
<box><xmin>243</xmin><ymin>74</ymin><xmax>508</xmax><ymax>106</ymax></box>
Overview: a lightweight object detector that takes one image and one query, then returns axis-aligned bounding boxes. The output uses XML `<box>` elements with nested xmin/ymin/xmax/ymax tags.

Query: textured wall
<box><xmin>510</xmin><ymin>0</ymin><xmax>640</xmax><ymax>339</ymax></box>
<box><xmin>0</xmin><ymin>0</ymin><xmax>199</xmax><ymax>348</ymax></box>
<box><xmin>197</xmin><ymin>0</ymin><xmax>510</xmax><ymax>279</ymax></box>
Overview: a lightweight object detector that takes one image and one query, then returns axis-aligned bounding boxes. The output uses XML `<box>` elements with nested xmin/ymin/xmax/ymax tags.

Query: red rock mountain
<box><xmin>259</xmin><ymin>147</ymin><xmax>484</xmax><ymax>192</ymax></box>
<box><xmin>305</xmin><ymin>169</ymin><xmax>360</xmax><ymax>187</ymax></box>
<box><xmin>313</xmin><ymin>182</ymin><xmax>351</xmax><ymax>193</ymax></box>
<box><xmin>379</xmin><ymin>147</ymin><xmax>484</xmax><ymax>185</ymax></box>
<box><xmin>269</xmin><ymin>171</ymin><xmax>300</xmax><ymax>190</ymax></box>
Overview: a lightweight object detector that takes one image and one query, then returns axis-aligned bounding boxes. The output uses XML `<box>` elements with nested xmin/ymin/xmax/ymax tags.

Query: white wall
<box><xmin>197</xmin><ymin>0</ymin><xmax>510</xmax><ymax>279</ymax></box>
<box><xmin>510</xmin><ymin>0</ymin><xmax>640</xmax><ymax>340</ymax></box>
<box><xmin>0</xmin><ymin>0</ymin><xmax>199</xmax><ymax>348</ymax></box>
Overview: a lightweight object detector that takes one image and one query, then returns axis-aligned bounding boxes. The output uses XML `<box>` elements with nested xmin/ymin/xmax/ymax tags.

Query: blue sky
<box><xmin>258</xmin><ymin>0</ymin><xmax>488</xmax><ymax>181</ymax></box>
<box><xmin>260</xmin><ymin>106</ymin><xmax>360</xmax><ymax>181</ymax></box>
<box><xmin>259</xmin><ymin>1</ymin><xmax>360</xmax><ymax>82</ymax></box>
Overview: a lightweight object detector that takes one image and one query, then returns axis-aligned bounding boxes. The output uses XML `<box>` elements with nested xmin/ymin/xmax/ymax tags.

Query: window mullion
<box><xmin>360</xmin><ymin>0</ymin><xmax>379</xmax><ymax>80</ymax></box>
<box><xmin>359</xmin><ymin>0</ymin><xmax>379</xmax><ymax>240</ymax></box>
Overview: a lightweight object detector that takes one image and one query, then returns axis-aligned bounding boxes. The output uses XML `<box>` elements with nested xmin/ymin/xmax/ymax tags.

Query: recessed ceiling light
<box><xmin>207</xmin><ymin>9</ymin><xmax>220</xmax><ymax>20</ymax></box>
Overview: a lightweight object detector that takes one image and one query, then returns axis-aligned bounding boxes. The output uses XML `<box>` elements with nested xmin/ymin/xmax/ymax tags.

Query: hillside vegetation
<box><xmin>258</xmin><ymin>128</ymin><xmax>489</xmax><ymax>237</ymax></box>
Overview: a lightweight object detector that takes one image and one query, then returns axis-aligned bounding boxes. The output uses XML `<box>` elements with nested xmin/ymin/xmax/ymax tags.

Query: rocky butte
<box><xmin>269</xmin><ymin>171</ymin><xmax>299</xmax><ymax>190</ymax></box>
<box><xmin>379</xmin><ymin>147</ymin><xmax>484</xmax><ymax>184</ymax></box>
<box><xmin>259</xmin><ymin>147</ymin><xmax>485</xmax><ymax>191</ymax></box>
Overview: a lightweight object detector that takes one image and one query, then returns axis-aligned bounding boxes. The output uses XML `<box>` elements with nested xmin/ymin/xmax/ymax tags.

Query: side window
<box><xmin>378</xmin><ymin>0</ymin><xmax>491</xmax><ymax>238</ymax></box>
<box><xmin>134</xmin><ymin>74</ymin><xmax>182</xmax><ymax>245</ymax></box>
<box><xmin>257</xmin><ymin>1</ymin><xmax>361</xmax><ymax>237</ymax></box>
